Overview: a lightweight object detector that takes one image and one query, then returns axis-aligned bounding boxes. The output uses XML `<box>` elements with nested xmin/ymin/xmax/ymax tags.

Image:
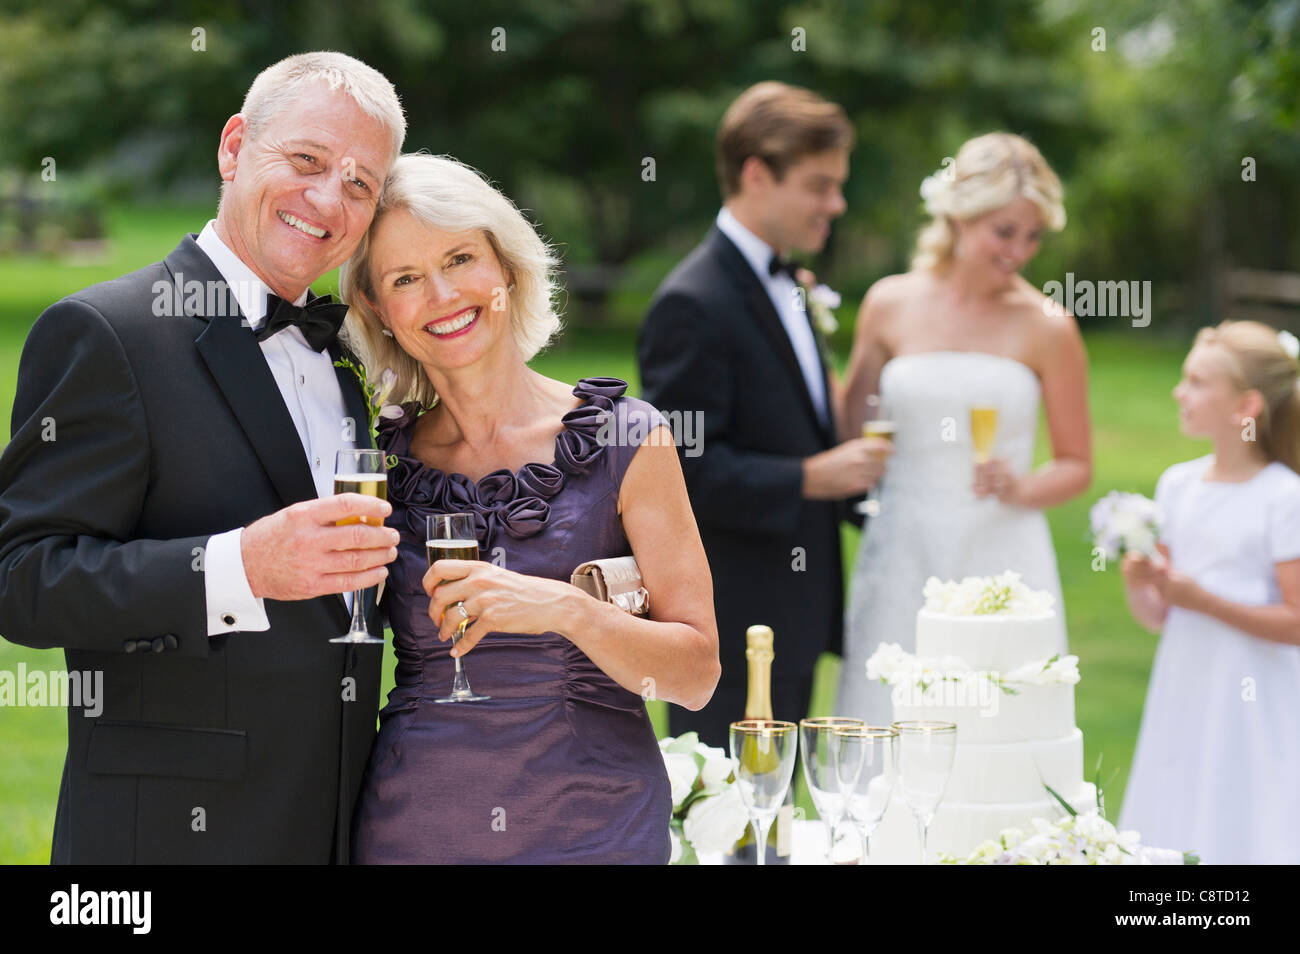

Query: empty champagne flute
<box><xmin>427</xmin><ymin>513</ymin><xmax>490</xmax><ymax>703</ymax></box>
<box><xmin>892</xmin><ymin>720</ymin><xmax>957</xmax><ymax>865</ymax></box>
<box><xmin>799</xmin><ymin>716</ymin><xmax>864</xmax><ymax>863</ymax></box>
<box><xmin>729</xmin><ymin>719</ymin><xmax>798</xmax><ymax>866</ymax></box>
<box><xmin>857</xmin><ymin>394</ymin><xmax>896</xmax><ymax>516</ymax></box>
<box><xmin>831</xmin><ymin>725</ymin><xmax>897</xmax><ymax>864</ymax></box>
<box><xmin>330</xmin><ymin>449</ymin><xmax>388</xmax><ymax>645</ymax></box>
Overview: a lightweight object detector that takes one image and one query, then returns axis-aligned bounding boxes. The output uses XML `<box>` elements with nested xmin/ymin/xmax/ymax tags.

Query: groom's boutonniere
<box><xmin>334</xmin><ymin>356</ymin><xmax>403</xmax><ymax>464</ymax></box>
<box><xmin>794</xmin><ymin>267</ymin><xmax>841</xmax><ymax>364</ymax></box>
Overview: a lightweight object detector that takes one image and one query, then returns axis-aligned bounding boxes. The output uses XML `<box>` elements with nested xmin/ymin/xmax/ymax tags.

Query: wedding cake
<box><xmin>865</xmin><ymin>572</ymin><xmax>1096</xmax><ymax>864</ymax></box>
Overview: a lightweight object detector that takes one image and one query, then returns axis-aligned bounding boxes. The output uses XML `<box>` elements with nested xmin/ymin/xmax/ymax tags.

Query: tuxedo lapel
<box><xmin>166</xmin><ymin>236</ymin><xmax>323</xmax><ymax>509</ymax></box>
<box><xmin>708</xmin><ymin>229</ymin><xmax>828</xmax><ymax>440</ymax></box>
<box><xmin>195</xmin><ymin>313</ymin><xmax>322</xmax><ymax>508</ymax></box>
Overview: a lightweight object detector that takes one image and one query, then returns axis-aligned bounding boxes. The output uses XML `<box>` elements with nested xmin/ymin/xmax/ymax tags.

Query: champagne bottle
<box><xmin>726</xmin><ymin>624</ymin><xmax>793</xmax><ymax>865</ymax></box>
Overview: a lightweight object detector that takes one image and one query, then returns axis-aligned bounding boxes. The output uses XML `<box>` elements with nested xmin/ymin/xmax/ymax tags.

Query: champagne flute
<box><xmin>330</xmin><ymin>449</ymin><xmax>388</xmax><ymax>645</ymax></box>
<box><xmin>729</xmin><ymin>719</ymin><xmax>798</xmax><ymax>866</ymax></box>
<box><xmin>830</xmin><ymin>725</ymin><xmax>897</xmax><ymax>864</ymax></box>
<box><xmin>427</xmin><ymin>513</ymin><xmax>490</xmax><ymax>703</ymax></box>
<box><xmin>891</xmin><ymin>720</ymin><xmax>957</xmax><ymax>865</ymax></box>
<box><xmin>856</xmin><ymin>394</ymin><xmax>896</xmax><ymax>516</ymax></box>
<box><xmin>970</xmin><ymin>404</ymin><xmax>998</xmax><ymax>464</ymax></box>
<box><xmin>799</xmin><ymin>716</ymin><xmax>864</xmax><ymax>863</ymax></box>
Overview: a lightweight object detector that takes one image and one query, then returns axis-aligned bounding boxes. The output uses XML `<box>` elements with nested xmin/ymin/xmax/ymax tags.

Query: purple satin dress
<box><xmin>351</xmin><ymin>378</ymin><xmax>673</xmax><ymax>864</ymax></box>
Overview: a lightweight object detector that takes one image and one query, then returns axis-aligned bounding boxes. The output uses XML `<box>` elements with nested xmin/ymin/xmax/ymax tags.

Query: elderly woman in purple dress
<box><xmin>340</xmin><ymin>154</ymin><xmax>719</xmax><ymax>864</ymax></box>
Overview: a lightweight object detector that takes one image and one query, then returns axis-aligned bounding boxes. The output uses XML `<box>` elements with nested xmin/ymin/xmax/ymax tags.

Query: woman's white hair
<box><xmin>339</xmin><ymin>154</ymin><xmax>563</xmax><ymax>408</ymax></box>
<box><xmin>912</xmin><ymin>132</ymin><xmax>1065</xmax><ymax>272</ymax></box>
<box><xmin>239</xmin><ymin>51</ymin><xmax>406</xmax><ymax>160</ymax></box>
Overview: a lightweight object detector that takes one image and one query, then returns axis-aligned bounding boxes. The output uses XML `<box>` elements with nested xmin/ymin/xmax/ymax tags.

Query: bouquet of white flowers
<box><xmin>1090</xmin><ymin>491</ymin><xmax>1162</xmax><ymax>562</ymax></box>
<box><xmin>659</xmin><ymin>732</ymin><xmax>749</xmax><ymax>864</ymax></box>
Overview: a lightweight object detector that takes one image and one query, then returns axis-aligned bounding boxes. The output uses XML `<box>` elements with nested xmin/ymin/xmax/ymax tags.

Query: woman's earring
<box><xmin>381</xmin><ymin>327</ymin><xmax>394</xmax><ymax>338</ymax></box>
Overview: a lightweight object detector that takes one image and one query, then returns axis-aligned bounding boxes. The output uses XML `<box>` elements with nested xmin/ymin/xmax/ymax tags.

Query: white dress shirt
<box><xmin>195</xmin><ymin>222</ymin><xmax>356</xmax><ymax>634</ymax></box>
<box><xmin>715</xmin><ymin>207</ymin><xmax>830</xmax><ymax>427</ymax></box>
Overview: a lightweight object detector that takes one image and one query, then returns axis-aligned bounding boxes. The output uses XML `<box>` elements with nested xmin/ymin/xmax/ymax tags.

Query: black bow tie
<box><xmin>255</xmin><ymin>292</ymin><xmax>348</xmax><ymax>352</ymax></box>
<box><xmin>768</xmin><ymin>254</ymin><xmax>804</xmax><ymax>282</ymax></box>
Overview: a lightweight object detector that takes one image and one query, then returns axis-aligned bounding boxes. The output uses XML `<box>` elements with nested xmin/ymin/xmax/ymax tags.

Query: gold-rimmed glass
<box><xmin>729</xmin><ymin>719</ymin><xmax>799</xmax><ymax>867</ymax></box>
<box><xmin>830</xmin><ymin>725</ymin><xmax>897</xmax><ymax>864</ymax></box>
<box><xmin>892</xmin><ymin>720</ymin><xmax>957</xmax><ymax>865</ymax></box>
<box><xmin>799</xmin><ymin>716</ymin><xmax>864</xmax><ymax>863</ymax></box>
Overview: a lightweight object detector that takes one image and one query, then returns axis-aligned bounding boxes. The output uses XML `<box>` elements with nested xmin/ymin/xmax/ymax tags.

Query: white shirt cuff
<box><xmin>205</xmin><ymin>528</ymin><xmax>270</xmax><ymax>634</ymax></box>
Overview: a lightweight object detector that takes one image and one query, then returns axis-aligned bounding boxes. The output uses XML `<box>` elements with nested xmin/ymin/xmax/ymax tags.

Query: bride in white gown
<box><xmin>836</xmin><ymin>133</ymin><xmax>1093</xmax><ymax>726</ymax></box>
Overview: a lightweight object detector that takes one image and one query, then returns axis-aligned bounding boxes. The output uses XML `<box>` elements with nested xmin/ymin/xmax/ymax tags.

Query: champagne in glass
<box><xmin>333</xmin><ymin>474</ymin><xmax>388</xmax><ymax>517</ymax></box>
<box><xmin>892</xmin><ymin>720</ymin><xmax>957</xmax><ymax>864</ymax></box>
<box><xmin>330</xmin><ymin>449</ymin><xmax>388</xmax><ymax>645</ymax></box>
<box><xmin>857</xmin><ymin>394</ymin><xmax>895</xmax><ymax>516</ymax></box>
<box><xmin>426</xmin><ymin>513</ymin><xmax>490</xmax><ymax>703</ymax></box>
<box><xmin>970</xmin><ymin>406</ymin><xmax>998</xmax><ymax>464</ymax></box>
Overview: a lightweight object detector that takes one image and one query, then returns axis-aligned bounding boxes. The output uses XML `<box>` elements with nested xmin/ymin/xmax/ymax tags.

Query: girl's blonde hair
<box><xmin>911</xmin><ymin>132</ymin><xmax>1066</xmax><ymax>272</ymax></box>
<box><xmin>339</xmin><ymin>154</ymin><xmax>562</xmax><ymax>408</ymax></box>
<box><xmin>1194</xmin><ymin>320</ymin><xmax>1300</xmax><ymax>474</ymax></box>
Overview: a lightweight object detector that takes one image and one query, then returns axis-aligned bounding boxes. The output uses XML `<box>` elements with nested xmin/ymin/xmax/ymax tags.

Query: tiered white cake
<box><xmin>866</xmin><ymin>573</ymin><xmax>1096</xmax><ymax>864</ymax></box>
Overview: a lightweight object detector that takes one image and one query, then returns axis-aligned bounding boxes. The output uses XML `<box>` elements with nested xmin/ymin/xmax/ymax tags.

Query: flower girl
<box><xmin>1119</xmin><ymin>321</ymin><xmax>1300</xmax><ymax>863</ymax></box>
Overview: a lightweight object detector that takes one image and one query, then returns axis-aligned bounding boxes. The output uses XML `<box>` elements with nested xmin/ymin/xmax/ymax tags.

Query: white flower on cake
<box><xmin>866</xmin><ymin>643</ymin><xmax>1076</xmax><ymax>695</ymax></box>
<box><xmin>922</xmin><ymin>571</ymin><xmax>1054</xmax><ymax>616</ymax></box>
<box><xmin>940</xmin><ymin>811</ymin><xmax>1190</xmax><ymax>865</ymax></box>
<box><xmin>1005</xmin><ymin>653</ymin><xmax>1080</xmax><ymax>686</ymax></box>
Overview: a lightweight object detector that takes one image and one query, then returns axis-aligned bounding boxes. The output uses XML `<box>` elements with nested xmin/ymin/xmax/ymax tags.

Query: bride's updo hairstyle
<box><xmin>1195</xmin><ymin>320</ymin><xmax>1300</xmax><ymax>475</ymax></box>
<box><xmin>341</xmin><ymin>153</ymin><xmax>562</xmax><ymax>409</ymax></box>
<box><xmin>911</xmin><ymin>132</ymin><xmax>1066</xmax><ymax>272</ymax></box>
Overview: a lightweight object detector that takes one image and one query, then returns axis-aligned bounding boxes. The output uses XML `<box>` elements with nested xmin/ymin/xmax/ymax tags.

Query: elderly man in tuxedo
<box><xmin>0</xmin><ymin>52</ymin><xmax>405</xmax><ymax>863</ymax></box>
<box><xmin>638</xmin><ymin>82</ymin><xmax>889</xmax><ymax>746</ymax></box>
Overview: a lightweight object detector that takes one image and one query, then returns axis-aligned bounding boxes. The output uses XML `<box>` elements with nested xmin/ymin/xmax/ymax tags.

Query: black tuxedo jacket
<box><xmin>638</xmin><ymin>226</ymin><xmax>847</xmax><ymax>704</ymax></box>
<box><xmin>0</xmin><ymin>236</ymin><xmax>383</xmax><ymax>863</ymax></box>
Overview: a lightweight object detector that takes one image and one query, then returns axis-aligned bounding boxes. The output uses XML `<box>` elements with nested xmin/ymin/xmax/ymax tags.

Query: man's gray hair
<box><xmin>240</xmin><ymin>51</ymin><xmax>406</xmax><ymax>162</ymax></box>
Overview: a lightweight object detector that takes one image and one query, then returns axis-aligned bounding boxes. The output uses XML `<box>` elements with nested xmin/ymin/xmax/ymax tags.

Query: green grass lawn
<box><xmin>0</xmin><ymin>205</ymin><xmax>1203</xmax><ymax>862</ymax></box>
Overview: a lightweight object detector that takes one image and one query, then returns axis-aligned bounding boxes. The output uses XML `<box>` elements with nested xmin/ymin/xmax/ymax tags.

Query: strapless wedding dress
<box><xmin>836</xmin><ymin>351</ymin><xmax>1068</xmax><ymax>725</ymax></box>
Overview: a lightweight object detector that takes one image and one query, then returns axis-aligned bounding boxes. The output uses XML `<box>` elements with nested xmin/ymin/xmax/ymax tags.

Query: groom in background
<box><xmin>638</xmin><ymin>82</ymin><xmax>888</xmax><ymax>747</ymax></box>
<box><xmin>0</xmin><ymin>52</ymin><xmax>404</xmax><ymax>863</ymax></box>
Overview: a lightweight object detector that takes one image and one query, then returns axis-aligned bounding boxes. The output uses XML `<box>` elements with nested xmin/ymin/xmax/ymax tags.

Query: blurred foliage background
<box><xmin>1</xmin><ymin>0</ymin><xmax>1298</xmax><ymax>333</ymax></box>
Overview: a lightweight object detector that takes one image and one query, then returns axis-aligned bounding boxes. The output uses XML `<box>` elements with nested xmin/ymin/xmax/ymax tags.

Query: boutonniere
<box><xmin>794</xmin><ymin>267</ymin><xmax>841</xmax><ymax>363</ymax></box>
<box><xmin>334</xmin><ymin>356</ymin><xmax>403</xmax><ymax>465</ymax></box>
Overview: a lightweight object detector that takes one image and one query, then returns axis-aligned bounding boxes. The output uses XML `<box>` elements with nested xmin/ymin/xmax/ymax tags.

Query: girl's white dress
<box><xmin>1119</xmin><ymin>456</ymin><xmax>1300</xmax><ymax>864</ymax></box>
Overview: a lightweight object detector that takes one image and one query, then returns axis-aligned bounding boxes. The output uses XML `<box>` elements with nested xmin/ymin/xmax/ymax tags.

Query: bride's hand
<box><xmin>972</xmin><ymin>457</ymin><xmax>1021</xmax><ymax>503</ymax></box>
<box><xmin>424</xmin><ymin>559</ymin><xmax>577</xmax><ymax>657</ymax></box>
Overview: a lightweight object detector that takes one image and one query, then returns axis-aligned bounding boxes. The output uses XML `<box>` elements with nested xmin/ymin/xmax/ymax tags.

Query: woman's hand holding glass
<box><xmin>972</xmin><ymin>457</ymin><xmax>1021</xmax><ymax>502</ymax></box>
<box><xmin>424</xmin><ymin>559</ymin><xmax>579</xmax><ymax>658</ymax></box>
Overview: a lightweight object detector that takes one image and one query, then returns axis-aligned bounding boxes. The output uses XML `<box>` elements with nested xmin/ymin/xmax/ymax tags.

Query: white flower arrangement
<box><xmin>333</xmin><ymin>358</ymin><xmax>404</xmax><ymax>459</ymax></box>
<box><xmin>866</xmin><ymin>642</ymin><xmax>1078</xmax><ymax>701</ymax></box>
<box><xmin>922</xmin><ymin>571</ymin><xmax>1055</xmax><ymax>617</ymax></box>
<box><xmin>1089</xmin><ymin>491</ymin><xmax>1161</xmax><ymax>562</ymax></box>
<box><xmin>806</xmin><ymin>284</ymin><xmax>841</xmax><ymax>338</ymax></box>
<box><xmin>1279</xmin><ymin>329</ymin><xmax>1299</xmax><ymax>360</ymax></box>
<box><xmin>658</xmin><ymin>733</ymin><xmax>749</xmax><ymax>864</ymax></box>
<box><xmin>940</xmin><ymin>811</ymin><xmax>1195</xmax><ymax>865</ymax></box>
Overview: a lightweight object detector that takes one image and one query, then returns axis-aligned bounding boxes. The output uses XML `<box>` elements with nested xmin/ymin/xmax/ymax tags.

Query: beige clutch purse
<box><xmin>570</xmin><ymin>556</ymin><xmax>650</xmax><ymax>617</ymax></box>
